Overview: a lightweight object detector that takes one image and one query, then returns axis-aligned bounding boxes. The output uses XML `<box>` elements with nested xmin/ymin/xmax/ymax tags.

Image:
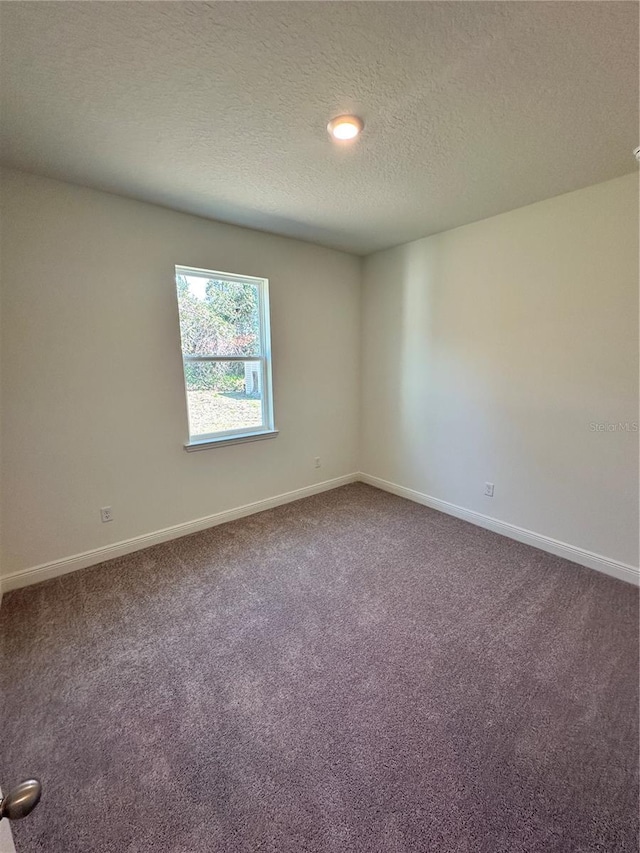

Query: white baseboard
<box><xmin>3</xmin><ymin>471</ymin><xmax>637</xmax><ymax>592</ymax></box>
<box><xmin>0</xmin><ymin>473</ymin><xmax>358</xmax><ymax>593</ymax></box>
<box><xmin>359</xmin><ymin>473</ymin><xmax>640</xmax><ymax>586</ymax></box>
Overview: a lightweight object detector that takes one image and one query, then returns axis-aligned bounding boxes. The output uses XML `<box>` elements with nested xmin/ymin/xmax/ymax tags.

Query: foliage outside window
<box><xmin>175</xmin><ymin>265</ymin><xmax>275</xmax><ymax>446</ymax></box>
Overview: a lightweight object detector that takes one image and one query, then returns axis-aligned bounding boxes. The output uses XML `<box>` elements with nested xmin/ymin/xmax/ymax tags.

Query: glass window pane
<box><xmin>176</xmin><ymin>274</ymin><xmax>261</xmax><ymax>357</ymax></box>
<box><xmin>185</xmin><ymin>360</ymin><xmax>264</xmax><ymax>437</ymax></box>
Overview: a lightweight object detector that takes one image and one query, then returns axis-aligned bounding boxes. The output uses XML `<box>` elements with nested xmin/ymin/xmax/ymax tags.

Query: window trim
<box><xmin>184</xmin><ymin>429</ymin><xmax>279</xmax><ymax>452</ymax></box>
<box><xmin>175</xmin><ymin>265</ymin><xmax>276</xmax><ymax>449</ymax></box>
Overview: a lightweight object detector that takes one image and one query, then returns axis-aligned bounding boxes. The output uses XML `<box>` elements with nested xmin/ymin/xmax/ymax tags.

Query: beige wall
<box><xmin>0</xmin><ymin>169</ymin><xmax>361</xmax><ymax>577</ymax></box>
<box><xmin>2</xmin><ymin>168</ymin><xmax>637</xmax><ymax>582</ymax></box>
<box><xmin>361</xmin><ymin>174</ymin><xmax>639</xmax><ymax>567</ymax></box>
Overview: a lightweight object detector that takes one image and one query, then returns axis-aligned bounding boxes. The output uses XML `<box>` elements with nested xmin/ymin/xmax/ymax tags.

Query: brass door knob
<box><xmin>0</xmin><ymin>779</ymin><xmax>42</xmax><ymax>821</ymax></box>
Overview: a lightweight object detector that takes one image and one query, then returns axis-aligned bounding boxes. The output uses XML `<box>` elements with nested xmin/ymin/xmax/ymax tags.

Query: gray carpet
<box><xmin>1</xmin><ymin>483</ymin><xmax>637</xmax><ymax>852</ymax></box>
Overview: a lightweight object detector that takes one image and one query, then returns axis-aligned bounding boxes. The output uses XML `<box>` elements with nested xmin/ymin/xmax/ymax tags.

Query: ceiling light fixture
<box><xmin>327</xmin><ymin>115</ymin><xmax>364</xmax><ymax>141</ymax></box>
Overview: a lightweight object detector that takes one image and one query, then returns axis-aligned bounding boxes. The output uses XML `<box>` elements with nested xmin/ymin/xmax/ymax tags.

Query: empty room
<box><xmin>0</xmin><ymin>2</ymin><xmax>638</xmax><ymax>852</ymax></box>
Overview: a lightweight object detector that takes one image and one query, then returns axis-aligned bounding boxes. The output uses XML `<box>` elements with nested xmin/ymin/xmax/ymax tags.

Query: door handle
<box><xmin>0</xmin><ymin>780</ymin><xmax>42</xmax><ymax>821</ymax></box>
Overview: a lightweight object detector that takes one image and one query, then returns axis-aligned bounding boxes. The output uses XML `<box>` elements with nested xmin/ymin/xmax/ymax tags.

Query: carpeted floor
<box><xmin>1</xmin><ymin>483</ymin><xmax>638</xmax><ymax>853</ymax></box>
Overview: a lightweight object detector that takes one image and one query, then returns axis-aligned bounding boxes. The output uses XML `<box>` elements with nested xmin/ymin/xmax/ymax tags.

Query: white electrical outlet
<box><xmin>314</xmin><ymin>457</ymin><xmax>321</xmax><ymax>469</ymax></box>
<box><xmin>484</xmin><ymin>483</ymin><xmax>494</xmax><ymax>497</ymax></box>
<box><xmin>100</xmin><ymin>506</ymin><xmax>113</xmax><ymax>523</ymax></box>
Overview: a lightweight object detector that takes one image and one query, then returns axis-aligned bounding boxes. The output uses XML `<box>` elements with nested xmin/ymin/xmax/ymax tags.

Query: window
<box><xmin>175</xmin><ymin>265</ymin><xmax>276</xmax><ymax>450</ymax></box>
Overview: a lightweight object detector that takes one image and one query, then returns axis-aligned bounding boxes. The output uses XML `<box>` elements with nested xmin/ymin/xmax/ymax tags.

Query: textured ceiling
<box><xmin>1</xmin><ymin>1</ymin><xmax>637</xmax><ymax>255</ymax></box>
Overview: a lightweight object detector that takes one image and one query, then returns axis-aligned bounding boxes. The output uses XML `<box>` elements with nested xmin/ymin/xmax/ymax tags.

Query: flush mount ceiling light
<box><xmin>327</xmin><ymin>115</ymin><xmax>364</xmax><ymax>141</ymax></box>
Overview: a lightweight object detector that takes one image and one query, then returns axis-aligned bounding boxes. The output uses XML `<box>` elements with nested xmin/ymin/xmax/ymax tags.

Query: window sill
<box><xmin>184</xmin><ymin>429</ymin><xmax>279</xmax><ymax>452</ymax></box>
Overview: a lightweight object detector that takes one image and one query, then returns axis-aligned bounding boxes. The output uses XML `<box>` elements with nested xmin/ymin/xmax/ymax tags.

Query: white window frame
<box><xmin>175</xmin><ymin>265</ymin><xmax>277</xmax><ymax>451</ymax></box>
